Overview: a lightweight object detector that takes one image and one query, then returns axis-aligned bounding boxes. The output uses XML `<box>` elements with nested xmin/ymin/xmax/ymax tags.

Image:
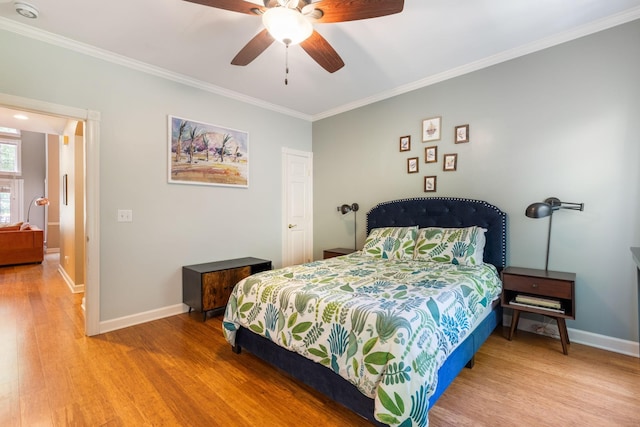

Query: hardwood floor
<box><xmin>1</xmin><ymin>255</ymin><xmax>638</xmax><ymax>426</ymax></box>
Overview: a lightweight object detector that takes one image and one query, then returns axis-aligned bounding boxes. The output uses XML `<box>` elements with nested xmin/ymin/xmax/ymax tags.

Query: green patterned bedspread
<box><xmin>222</xmin><ymin>253</ymin><xmax>502</xmax><ymax>426</ymax></box>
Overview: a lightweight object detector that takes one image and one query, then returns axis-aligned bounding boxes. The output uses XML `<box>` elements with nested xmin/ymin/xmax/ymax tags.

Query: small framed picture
<box><xmin>424</xmin><ymin>176</ymin><xmax>437</xmax><ymax>192</ymax></box>
<box><xmin>407</xmin><ymin>157</ymin><xmax>419</xmax><ymax>173</ymax></box>
<box><xmin>399</xmin><ymin>135</ymin><xmax>411</xmax><ymax>152</ymax></box>
<box><xmin>455</xmin><ymin>124</ymin><xmax>469</xmax><ymax>143</ymax></box>
<box><xmin>443</xmin><ymin>154</ymin><xmax>458</xmax><ymax>171</ymax></box>
<box><xmin>425</xmin><ymin>146</ymin><xmax>437</xmax><ymax>163</ymax></box>
<box><xmin>422</xmin><ymin>116</ymin><xmax>441</xmax><ymax>142</ymax></box>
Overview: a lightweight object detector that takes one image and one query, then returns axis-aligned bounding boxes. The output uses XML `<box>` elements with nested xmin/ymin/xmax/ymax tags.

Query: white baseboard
<box><xmin>46</xmin><ymin>247</ymin><xmax>60</xmax><ymax>254</ymax></box>
<box><xmin>99</xmin><ymin>303</ymin><xmax>190</xmax><ymax>334</ymax></box>
<box><xmin>93</xmin><ymin>306</ymin><xmax>638</xmax><ymax>358</ymax></box>
<box><xmin>503</xmin><ymin>314</ymin><xmax>639</xmax><ymax>358</ymax></box>
<box><xmin>57</xmin><ymin>265</ymin><xmax>85</xmax><ymax>294</ymax></box>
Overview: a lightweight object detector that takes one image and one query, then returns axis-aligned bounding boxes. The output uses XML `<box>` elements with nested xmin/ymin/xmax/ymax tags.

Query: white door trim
<box><xmin>281</xmin><ymin>147</ymin><xmax>313</xmax><ymax>267</ymax></box>
<box><xmin>0</xmin><ymin>92</ymin><xmax>101</xmax><ymax>336</ymax></box>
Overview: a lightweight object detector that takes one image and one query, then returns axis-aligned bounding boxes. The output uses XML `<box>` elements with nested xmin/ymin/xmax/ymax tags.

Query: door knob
<box><xmin>288</xmin><ymin>224</ymin><xmax>297</xmax><ymax>229</ymax></box>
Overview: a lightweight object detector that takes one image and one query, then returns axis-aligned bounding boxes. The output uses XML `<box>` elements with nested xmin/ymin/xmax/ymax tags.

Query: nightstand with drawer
<box><xmin>501</xmin><ymin>266</ymin><xmax>576</xmax><ymax>355</ymax></box>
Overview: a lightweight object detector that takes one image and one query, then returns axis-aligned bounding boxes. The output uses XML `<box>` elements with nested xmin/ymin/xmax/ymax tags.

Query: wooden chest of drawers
<box><xmin>182</xmin><ymin>257</ymin><xmax>271</xmax><ymax>321</ymax></box>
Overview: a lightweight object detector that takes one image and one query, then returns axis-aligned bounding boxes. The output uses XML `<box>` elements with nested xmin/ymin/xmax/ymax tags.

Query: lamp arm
<box><xmin>26</xmin><ymin>195</ymin><xmax>49</xmax><ymax>223</ymax></box>
<box><xmin>545</xmin><ymin>213</ymin><xmax>553</xmax><ymax>271</ymax></box>
<box><xmin>26</xmin><ymin>195</ymin><xmax>38</xmax><ymax>222</ymax></box>
<box><xmin>557</xmin><ymin>202</ymin><xmax>584</xmax><ymax>211</ymax></box>
<box><xmin>353</xmin><ymin>210</ymin><xmax>357</xmax><ymax>251</ymax></box>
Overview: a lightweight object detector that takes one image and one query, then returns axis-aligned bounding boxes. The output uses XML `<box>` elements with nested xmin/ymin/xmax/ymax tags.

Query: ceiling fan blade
<box><xmin>310</xmin><ymin>0</ymin><xmax>404</xmax><ymax>23</ymax></box>
<box><xmin>183</xmin><ymin>0</ymin><xmax>265</xmax><ymax>15</ymax></box>
<box><xmin>300</xmin><ymin>31</ymin><xmax>345</xmax><ymax>73</ymax></box>
<box><xmin>231</xmin><ymin>29</ymin><xmax>275</xmax><ymax>66</ymax></box>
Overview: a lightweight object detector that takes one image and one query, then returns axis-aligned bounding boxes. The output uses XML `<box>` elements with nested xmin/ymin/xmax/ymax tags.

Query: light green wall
<box><xmin>313</xmin><ymin>20</ymin><xmax>640</xmax><ymax>342</ymax></box>
<box><xmin>0</xmin><ymin>29</ymin><xmax>312</xmax><ymax>321</ymax></box>
<box><xmin>2</xmin><ymin>19</ymin><xmax>639</xmax><ymax>342</ymax></box>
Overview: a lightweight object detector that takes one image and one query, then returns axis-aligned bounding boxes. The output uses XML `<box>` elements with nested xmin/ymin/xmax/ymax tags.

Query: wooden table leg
<box><xmin>556</xmin><ymin>317</ymin><xmax>569</xmax><ymax>355</ymax></box>
<box><xmin>508</xmin><ymin>310</ymin><xmax>521</xmax><ymax>340</ymax></box>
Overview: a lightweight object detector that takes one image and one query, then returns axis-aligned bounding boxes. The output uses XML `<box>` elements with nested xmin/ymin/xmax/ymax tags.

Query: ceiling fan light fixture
<box><xmin>262</xmin><ymin>7</ymin><xmax>312</xmax><ymax>45</ymax></box>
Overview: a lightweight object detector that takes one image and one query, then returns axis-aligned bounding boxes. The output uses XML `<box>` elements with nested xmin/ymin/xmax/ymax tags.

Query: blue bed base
<box><xmin>232</xmin><ymin>197</ymin><xmax>507</xmax><ymax>425</ymax></box>
<box><xmin>234</xmin><ymin>302</ymin><xmax>501</xmax><ymax>425</ymax></box>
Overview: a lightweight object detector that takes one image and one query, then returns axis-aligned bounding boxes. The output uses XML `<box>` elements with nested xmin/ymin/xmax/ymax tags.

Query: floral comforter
<box><xmin>222</xmin><ymin>252</ymin><xmax>502</xmax><ymax>427</ymax></box>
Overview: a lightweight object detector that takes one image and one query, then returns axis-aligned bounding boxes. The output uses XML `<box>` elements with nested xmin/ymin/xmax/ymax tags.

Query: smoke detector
<box><xmin>15</xmin><ymin>2</ymin><xmax>39</xmax><ymax>19</ymax></box>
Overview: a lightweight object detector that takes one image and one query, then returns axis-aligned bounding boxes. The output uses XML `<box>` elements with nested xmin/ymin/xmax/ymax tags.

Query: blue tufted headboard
<box><xmin>366</xmin><ymin>197</ymin><xmax>507</xmax><ymax>270</ymax></box>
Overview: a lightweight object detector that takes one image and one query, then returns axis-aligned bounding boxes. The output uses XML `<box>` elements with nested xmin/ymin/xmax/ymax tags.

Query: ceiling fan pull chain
<box><xmin>285</xmin><ymin>41</ymin><xmax>290</xmax><ymax>85</ymax></box>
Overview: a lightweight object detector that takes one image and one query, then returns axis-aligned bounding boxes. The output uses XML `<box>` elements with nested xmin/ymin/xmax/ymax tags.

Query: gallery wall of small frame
<box><xmin>425</xmin><ymin>146</ymin><xmax>437</xmax><ymax>163</ymax></box>
<box><xmin>455</xmin><ymin>124</ymin><xmax>469</xmax><ymax>143</ymax></box>
<box><xmin>399</xmin><ymin>135</ymin><xmax>411</xmax><ymax>152</ymax></box>
<box><xmin>399</xmin><ymin>116</ymin><xmax>470</xmax><ymax>192</ymax></box>
<box><xmin>443</xmin><ymin>153</ymin><xmax>457</xmax><ymax>171</ymax></box>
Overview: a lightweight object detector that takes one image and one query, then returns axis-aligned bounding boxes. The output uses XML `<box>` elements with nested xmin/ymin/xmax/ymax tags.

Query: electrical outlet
<box><xmin>117</xmin><ymin>209</ymin><xmax>133</xmax><ymax>222</ymax></box>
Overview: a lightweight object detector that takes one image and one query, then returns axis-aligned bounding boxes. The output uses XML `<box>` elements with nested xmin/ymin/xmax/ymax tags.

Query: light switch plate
<box><xmin>117</xmin><ymin>209</ymin><xmax>133</xmax><ymax>222</ymax></box>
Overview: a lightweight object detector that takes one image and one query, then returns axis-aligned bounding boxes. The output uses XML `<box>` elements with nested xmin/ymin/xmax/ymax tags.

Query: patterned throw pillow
<box><xmin>362</xmin><ymin>226</ymin><xmax>418</xmax><ymax>259</ymax></box>
<box><xmin>414</xmin><ymin>226</ymin><xmax>486</xmax><ymax>265</ymax></box>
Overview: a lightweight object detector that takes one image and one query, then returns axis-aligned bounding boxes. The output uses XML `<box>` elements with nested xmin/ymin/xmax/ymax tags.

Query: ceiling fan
<box><xmin>184</xmin><ymin>0</ymin><xmax>405</xmax><ymax>74</ymax></box>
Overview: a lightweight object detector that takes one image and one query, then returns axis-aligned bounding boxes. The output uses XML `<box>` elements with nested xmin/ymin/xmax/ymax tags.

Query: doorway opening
<box><xmin>0</xmin><ymin>93</ymin><xmax>101</xmax><ymax>336</ymax></box>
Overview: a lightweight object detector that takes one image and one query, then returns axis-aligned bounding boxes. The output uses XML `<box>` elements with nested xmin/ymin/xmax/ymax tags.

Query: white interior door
<box><xmin>282</xmin><ymin>148</ymin><xmax>312</xmax><ymax>267</ymax></box>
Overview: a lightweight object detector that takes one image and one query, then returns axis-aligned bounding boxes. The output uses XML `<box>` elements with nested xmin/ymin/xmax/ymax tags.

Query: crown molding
<box><xmin>0</xmin><ymin>17</ymin><xmax>312</xmax><ymax>122</ymax></box>
<box><xmin>2</xmin><ymin>7</ymin><xmax>639</xmax><ymax>124</ymax></box>
<box><xmin>312</xmin><ymin>7</ymin><xmax>640</xmax><ymax>122</ymax></box>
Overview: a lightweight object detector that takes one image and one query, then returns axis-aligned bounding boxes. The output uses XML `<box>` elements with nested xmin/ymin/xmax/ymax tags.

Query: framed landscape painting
<box><xmin>168</xmin><ymin>115</ymin><xmax>249</xmax><ymax>187</ymax></box>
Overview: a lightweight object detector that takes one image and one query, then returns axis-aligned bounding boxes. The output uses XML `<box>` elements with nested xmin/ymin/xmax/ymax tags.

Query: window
<box><xmin>0</xmin><ymin>186</ymin><xmax>10</xmax><ymax>224</ymax></box>
<box><xmin>0</xmin><ymin>128</ymin><xmax>23</xmax><ymax>223</ymax></box>
<box><xmin>0</xmin><ymin>178</ymin><xmax>23</xmax><ymax>224</ymax></box>
<box><xmin>0</xmin><ymin>126</ymin><xmax>20</xmax><ymax>136</ymax></box>
<box><xmin>0</xmin><ymin>139</ymin><xmax>22</xmax><ymax>175</ymax></box>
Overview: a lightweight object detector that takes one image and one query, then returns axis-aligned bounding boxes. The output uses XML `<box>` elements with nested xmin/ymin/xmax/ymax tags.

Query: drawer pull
<box><xmin>531</xmin><ymin>283</ymin><xmax>538</xmax><ymax>288</ymax></box>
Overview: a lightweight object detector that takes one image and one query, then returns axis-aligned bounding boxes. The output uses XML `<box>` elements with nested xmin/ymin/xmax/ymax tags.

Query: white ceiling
<box><xmin>1</xmin><ymin>0</ymin><xmax>640</xmax><ymax>125</ymax></box>
<box><xmin>0</xmin><ymin>105</ymin><xmax>70</xmax><ymax>135</ymax></box>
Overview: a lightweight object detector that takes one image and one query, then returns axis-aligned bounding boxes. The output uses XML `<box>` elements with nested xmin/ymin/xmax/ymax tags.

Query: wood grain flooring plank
<box><xmin>0</xmin><ymin>380</ymin><xmax>20</xmax><ymax>427</ymax></box>
<box><xmin>1</xmin><ymin>254</ymin><xmax>638</xmax><ymax>427</ymax></box>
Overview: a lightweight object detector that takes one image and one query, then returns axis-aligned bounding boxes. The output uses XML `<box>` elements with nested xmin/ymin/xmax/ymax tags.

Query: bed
<box><xmin>223</xmin><ymin>197</ymin><xmax>506</xmax><ymax>426</ymax></box>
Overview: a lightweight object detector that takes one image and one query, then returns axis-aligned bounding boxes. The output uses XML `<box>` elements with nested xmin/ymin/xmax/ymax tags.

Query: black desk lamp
<box><xmin>525</xmin><ymin>197</ymin><xmax>584</xmax><ymax>271</ymax></box>
<box><xmin>337</xmin><ymin>203</ymin><xmax>359</xmax><ymax>250</ymax></box>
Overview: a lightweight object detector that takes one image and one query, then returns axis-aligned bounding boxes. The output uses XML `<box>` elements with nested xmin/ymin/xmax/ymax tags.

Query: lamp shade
<box><xmin>338</xmin><ymin>203</ymin><xmax>359</xmax><ymax>215</ymax></box>
<box><xmin>525</xmin><ymin>202</ymin><xmax>553</xmax><ymax>218</ymax></box>
<box><xmin>35</xmin><ymin>197</ymin><xmax>49</xmax><ymax>207</ymax></box>
<box><xmin>262</xmin><ymin>7</ymin><xmax>313</xmax><ymax>45</ymax></box>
